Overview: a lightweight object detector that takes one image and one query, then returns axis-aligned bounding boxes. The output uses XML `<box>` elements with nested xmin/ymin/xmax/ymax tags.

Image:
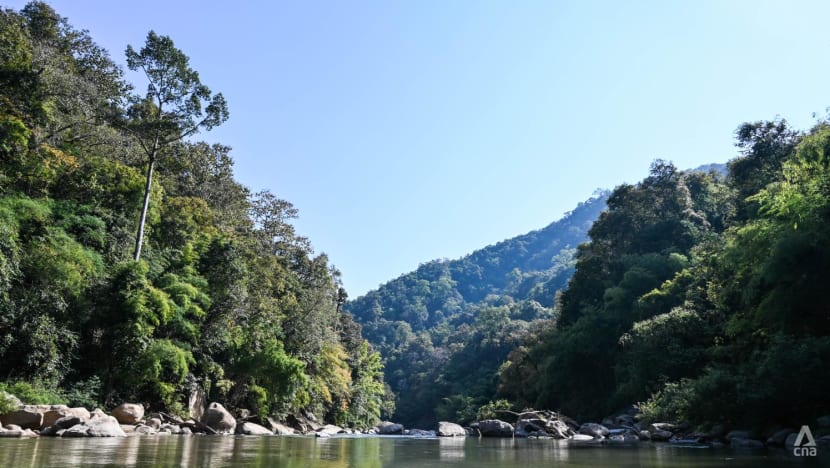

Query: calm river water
<box><xmin>0</xmin><ymin>435</ymin><xmax>827</xmax><ymax>467</ymax></box>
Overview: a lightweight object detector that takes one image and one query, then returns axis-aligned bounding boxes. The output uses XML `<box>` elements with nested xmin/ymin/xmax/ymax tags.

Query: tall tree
<box><xmin>123</xmin><ymin>31</ymin><xmax>228</xmax><ymax>260</ymax></box>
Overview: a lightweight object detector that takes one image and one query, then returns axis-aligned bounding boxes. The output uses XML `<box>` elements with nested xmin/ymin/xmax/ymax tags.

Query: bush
<box><xmin>0</xmin><ymin>381</ymin><xmax>67</xmax><ymax>407</ymax></box>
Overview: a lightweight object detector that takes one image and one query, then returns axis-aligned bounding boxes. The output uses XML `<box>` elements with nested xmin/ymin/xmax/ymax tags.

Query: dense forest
<box><xmin>0</xmin><ymin>2</ymin><xmax>389</xmax><ymax>427</ymax></box>
<box><xmin>498</xmin><ymin>120</ymin><xmax>830</xmax><ymax>430</ymax></box>
<box><xmin>345</xmin><ymin>194</ymin><xmax>607</xmax><ymax>426</ymax></box>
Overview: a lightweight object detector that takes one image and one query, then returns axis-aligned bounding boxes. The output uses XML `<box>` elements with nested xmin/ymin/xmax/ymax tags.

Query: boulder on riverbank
<box><xmin>438</xmin><ymin>421</ymin><xmax>466</xmax><ymax>437</ymax></box>
<box><xmin>376</xmin><ymin>421</ymin><xmax>404</xmax><ymax>435</ymax></box>
<box><xmin>202</xmin><ymin>402</ymin><xmax>236</xmax><ymax>434</ymax></box>
<box><xmin>112</xmin><ymin>403</ymin><xmax>144</xmax><ymax>425</ymax></box>
<box><xmin>238</xmin><ymin>422</ymin><xmax>273</xmax><ymax>435</ymax></box>
<box><xmin>477</xmin><ymin>419</ymin><xmax>514</xmax><ymax>437</ymax></box>
<box><xmin>0</xmin><ymin>407</ymin><xmax>44</xmax><ymax>430</ymax></box>
<box><xmin>579</xmin><ymin>423</ymin><xmax>609</xmax><ymax>438</ymax></box>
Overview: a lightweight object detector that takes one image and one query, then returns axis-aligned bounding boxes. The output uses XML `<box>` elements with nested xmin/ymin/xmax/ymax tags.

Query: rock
<box><xmin>202</xmin><ymin>402</ymin><xmax>236</xmax><ymax>434</ymax></box>
<box><xmin>135</xmin><ymin>424</ymin><xmax>155</xmax><ymax>435</ymax></box>
<box><xmin>188</xmin><ymin>386</ymin><xmax>206</xmax><ymax>422</ymax></box>
<box><xmin>111</xmin><ymin>403</ymin><xmax>144</xmax><ymax>425</ymax></box>
<box><xmin>608</xmin><ymin>433</ymin><xmax>639</xmax><ymax>444</ymax></box>
<box><xmin>0</xmin><ymin>408</ymin><xmax>43</xmax><ymax>430</ymax></box>
<box><xmin>181</xmin><ymin>427</ymin><xmax>192</xmax><ymax>435</ymax></box>
<box><xmin>87</xmin><ymin>414</ymin><xmax>127</xmax><ymax>437</ymax></box>
<box><xmin>54</xmin><ymin>415</ymin><xmax>82</xmax><ymax>430</ymax></box>
<box><xmin>42</xmin><ymin>407</ymin><xmax>88</xmax><ymax>429</ymax></box>
<box><xmin>0</xmin><ymin>428</ymin><xmax>34</xmax><ymax>438</ymax></box>
<box><xmin>726</xmin><ymin>430</ymin><xmax>752</xmax><ymax>441</ymax></box>
<box><xmin>4</xmin><ymin>424</ymin><xmax>22</xmax><ymax>431</ymax></box>
<box><xmin>438</xmin><ymin>421</ymin><xmax>466</xmax><ymax>437</ymax></box>
<box><xmin>650</xmin><ymin>430</ymin><xmax>673</xmax><ymax>441</ymax></box>
<box><xmin>120</xmin><ymin>425</ymin><xmax>136</xmax><ymax>435</ymax></box>
<box><xmin>407</xmin><ymin>429</ymin><xmax>435</xmax><ymax>437</ymax></box>
<box><xmin>730</xmin><ymin>437</ymin><xmax>764</xmax><ymax>448</ymax></box>
<box><xmin>161</xmin><ymin>424</ymin><xmax>183</xmax><ymax>435</ymax></box>
<box><xmin>317</xmin><ymin>424</ymin><xmax>344</xmax><ymax>436</ymax></box>
<box><xmin>376</xmin><ymin>421</ymin><xmax>404</xmax><ymax>435</ymax></box>
<box><xmin>239</xmin><ymin>422</ymin><xmax>274</xmax><ymax>435</ymax></box>
<box><xmin>614</xmin><ymin>414</ymin><xmax>635</xmax><ymax>426</ymax></box>
<box><xmin>273</xmin><ymin>422</ymin><xmax>297</xmax><ymax>435</ymax></box>
<box><xmin>147</xmin><ymin>417</ymin><xmax>162</xmax><ymax>430</ymax></box>
<box><xmin>274</xmin><ymin>423</ymin><xmax>297</xmax><ymax>435</ymax></box>
<box><xmin>0</xmin><ymin>391</ymin><xmax>22</xmax><ymax>410</ymax></box>
<box><xmin>649</xmin><ymin>423</ymin><xmax>676</xmax><ymax>433</ymax></box>
<box><xmin>62</xmin><ymin>424</ymin><xmax>90</xmax><ymax>437</ymax></box>
<box><xmin>40</xmin><ymin>425</ymin><xmax>60</xmax><ymax>437</ymax></box>
<box><xmin>638</xmin><ymin>430</ymin><xmax>651</xmax><ymax>441</ymax></box>
<box><xmin>478</xmin><ymin>419</ymin><xmax>514</xmax><ymax>437</ymax></box>
<box><xmin>286</xmin><ymin>413</ymin><xmax>319</xmax><ymax>433</ymax></box>
<box><xmin>579</xmin><ymin>423</ymin><xmax>609</xmax><ymax>438</ymax></box>
<box><xmin>767</xmin><ymin>428</ymin><xmax>796</xmax><ymax>446</ymax></box>
<box><xmin>818</xmin><ymin>415</ymin><xmax>830</xmax><ymax>427</ymax></box>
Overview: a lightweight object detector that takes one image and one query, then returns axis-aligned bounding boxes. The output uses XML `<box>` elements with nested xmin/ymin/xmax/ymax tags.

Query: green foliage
<box><xmin>347</xmin><ymin>195</ymin><xmax>606</xmax><ymax>426</ymax></box>
<box><xmin>0</xmin><ymin>380</ymin><xmax>67</xmax><ymax>406</ymax></box>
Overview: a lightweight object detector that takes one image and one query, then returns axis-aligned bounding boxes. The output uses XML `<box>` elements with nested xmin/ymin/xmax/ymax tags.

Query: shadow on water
<box><xmin>0</xmin><ymin>436</ymin><xmax>827</xmax><ymax>467</ymax></box>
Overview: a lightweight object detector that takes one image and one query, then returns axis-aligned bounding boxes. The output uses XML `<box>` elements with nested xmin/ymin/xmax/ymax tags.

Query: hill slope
<box><xmin>345</xmin><ymin>192</ymin><xmax>608</xmax><ymax>426</ymax></box>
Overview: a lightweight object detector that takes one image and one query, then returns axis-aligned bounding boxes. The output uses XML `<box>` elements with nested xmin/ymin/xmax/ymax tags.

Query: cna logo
<box><xmin>793</xmin><ymin>425</ymin><xmax>817</xmax><ymax>457</ymax></box>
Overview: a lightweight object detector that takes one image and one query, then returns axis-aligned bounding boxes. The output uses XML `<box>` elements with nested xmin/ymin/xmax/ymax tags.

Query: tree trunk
<box><xmin>133</xmin><ymin>156</ymin><xmax>156</xmax><ymax>260</ymax></box>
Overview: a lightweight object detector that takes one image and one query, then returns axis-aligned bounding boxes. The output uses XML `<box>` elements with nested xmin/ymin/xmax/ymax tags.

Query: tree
<box><xmin>123</xmin><ymin>31</ymin><xmax>228</xmax><ymax>260</ymax></box>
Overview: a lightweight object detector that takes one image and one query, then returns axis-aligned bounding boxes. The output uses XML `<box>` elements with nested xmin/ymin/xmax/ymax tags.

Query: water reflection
<box><xmin>0</xmin><ymin>435</ymin><xmax>820</xmax><ymax>467</ymax></box>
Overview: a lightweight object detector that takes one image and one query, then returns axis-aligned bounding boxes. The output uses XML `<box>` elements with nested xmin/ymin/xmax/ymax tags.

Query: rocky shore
<box><xmin>2</xmin><ymin>395</ymin><xmax>829</xmax><ymax>451</ymax></box>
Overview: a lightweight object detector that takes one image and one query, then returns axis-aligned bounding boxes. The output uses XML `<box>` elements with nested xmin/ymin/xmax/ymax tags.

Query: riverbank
<box><xmin>2</xmin><ymin>396</ymin><xmax>829</xmax><ymax>455</ymax></box>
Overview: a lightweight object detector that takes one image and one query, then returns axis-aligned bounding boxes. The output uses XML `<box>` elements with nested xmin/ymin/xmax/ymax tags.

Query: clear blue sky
<box><xmin>8</xmin><ymin>1</ymin><xmax>830</xmax><ymax>297</ymax></box>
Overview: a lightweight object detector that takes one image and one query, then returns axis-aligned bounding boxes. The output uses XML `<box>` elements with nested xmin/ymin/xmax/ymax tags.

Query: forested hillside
<box><xmin>0</xmin><ymin>2</ymin><xmax>388</xmax><ymax>427</ymax></box>
<box><xmin>500</xmin><ymin>119</ymin><xmax>830</xmax><ymax>430</ymax></box>
<box><xmin>346</xmin><ymin>193</ymin><xmax>607</xmax><ymax>426</ymax></box>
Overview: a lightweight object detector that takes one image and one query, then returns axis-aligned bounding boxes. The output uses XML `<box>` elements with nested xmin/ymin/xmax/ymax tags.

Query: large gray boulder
<box><xmin>87</xmin><ymin>414</ymin><xmax>127</xmax><ymax>437</ymax></box>
<box><xmin>579</xmin><ymin>423</ymin><xmax>610</xmax><ymax>438</ymax></box>
<box><xmin>0</xmin><ymin>407</ymin><xmax>43</xmax><ymax>430</ymax></box>
<box><xmin>438</xmin><ymin>421</ymin><xmax>466</xmax><ymax>437</ymax></box>
<box><xmin>317</xmin><ymin>424</ymin><xmax>344</xmax><ymax>436</ymax></box>
<box><xmin>43</xmin><ymin>407</ymin><xmax>89</xmax><ymax>429</ymax></box>
<box><xmin>238</xmin><ymin>422</ymin><xmax>273</xmax><ymax>435</ymax></box>
<box><xmin>478</xmin><ymin>419</ymin><xmax>514</xmax><ymax>437</ymax></box>
<box><xmin>273</xmin><ymin>422</ymin><xmax>297</xmax><ymax>435</ymax></box>
<box><xmin>376</xmin><ymin>421</ymin><xmax>404</xmax><ymax>435</ymax></box>
<box><xmin>112</xmin><ymin>403</ymin><xmax>144</xmax><ymax>425</ymax></box>
<box><xmin>202</xmin><ymin>402</ymin><xmax>236</xmax><ymax>434</ymax></box>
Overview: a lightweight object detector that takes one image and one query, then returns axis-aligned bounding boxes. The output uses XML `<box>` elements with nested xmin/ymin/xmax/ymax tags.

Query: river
<box><xmin>0</xmin><ymin>435</ymin><xmax>826</xmax><ymax>467</ymax></box>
